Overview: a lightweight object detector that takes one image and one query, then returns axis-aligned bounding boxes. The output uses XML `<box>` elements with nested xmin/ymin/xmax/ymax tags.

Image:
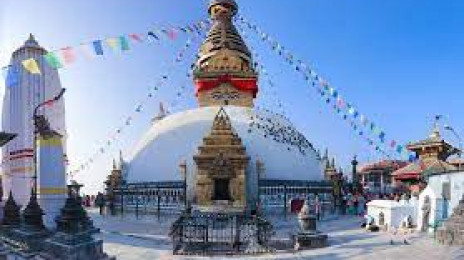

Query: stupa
<box><xmin>123</xmin><ymin>0</ymin><xmax>324</xmax><ymax>211</ymax></box>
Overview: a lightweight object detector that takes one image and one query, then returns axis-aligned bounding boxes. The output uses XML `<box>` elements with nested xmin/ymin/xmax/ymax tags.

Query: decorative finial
<box><xmin>25</xmin><ymin>33</ymin><xmax>39</xmax><ymax>47</ymax></box>
<box><xmin>430</xmin><ymin>115</ymin><xmax>443</xmax><ymax>139</ymax></box>
<box><xmin>323</xmin><ymin>148</ymin><xmax>329</xmax><ymax>159</ymax></box>
<box><xmin>209</xmin><ymin>0</ymin><xmax>238</xmax><ymax>18</ymax></box>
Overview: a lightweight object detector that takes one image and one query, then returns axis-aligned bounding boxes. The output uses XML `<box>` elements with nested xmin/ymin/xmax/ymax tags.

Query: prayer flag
<box><xmin>119</xmin><ymin>36</ymin><xmax>130</xmax><ymax>51</ymax></box>
<box><xmin>379</xmin><ymin>131</ymin><xmax>385</xmax><ymax>140</ymax></box>
<box><xmin>336</xmin><ymin>97</ymin><xmax>344</xmax><ymax>108</ymax></box>
<box><xmin>5</xmin><ymin>65</ymin><xmax>20</xmax><ymax>87</ymax></box>
<box><xmin>43</xmin><ymin>99</ymin><xmax>55</xmax><ymax>107</ymax></box>
<box><xmin>43</xmin><ymin>52</ymin><xmax>63</xmax><ymax>69</ymax></box>
<box><xmin>21</xmin><ymin>58</ymin><xmax>41</xmax><ymax>74</ymax></box>
<box><xmin>60</xmin><ymin>47</ymin><xmax>76</xmax><ymax>64</ymax></box>
<box><xmin>166</xmin><ymin>28</ymin><xmax>177</xmax><ymax>40</ymax></box>
<box><xmin>396</xmin><ymin>145</ymin><xmax>403</xmax><ymax>153</ymax></box>
<box><xmin>106</xmin><ymin>37</ymin><xmax>119</xmax><ymax>50</ymax></box>
<box><xmin>329</xmin><ymin>88</ymin><xmax>338</xmax><ymax>98</ymax></box>
<box><xmin>390</xmin><ymin>140</ymin><xmax>397</xmax><ymax>148</ymax></box>
<box><xmin>360</xmin><ymin>115</ymin><xmax>368</xmax><ymax>126</ymax></box>
<box><xmin>129</xmin><ymin>33</ymin><xmax>143</xmax><ymax>43</ymax></box>
<box><xmin>92</xmin><ymin>40</ymin><xmax>104</xmax><ymax>55</ymax></box>
<box><xmin>348</xmin><ymin>107</ymin><xmax>355</xmax><ymax>115</ymax></box>
<box><xmin>148</xmin><ymin>31</ymin><xmax>159</xmax><ymax>40</ymax></box>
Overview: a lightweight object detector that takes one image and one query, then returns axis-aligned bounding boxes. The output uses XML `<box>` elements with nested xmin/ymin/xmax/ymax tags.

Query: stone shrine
<box><xmin>292</xmin><ymin>199</ymin><xmax>328</xmax><ymax>250</ymax></box>
<box><xmin>436</xmin><ymin>195</ymin><xmax>464</xmax><ymax>246</ymax></box>
<box><xmin>193</xmin><ymin>107</ymin><xmax>250</xmax><ymax>210</ymax></box>
<box><xmin>41</xmin><ymin>182</ymin><xmax>113</xmax><ymax>260</ymax></box>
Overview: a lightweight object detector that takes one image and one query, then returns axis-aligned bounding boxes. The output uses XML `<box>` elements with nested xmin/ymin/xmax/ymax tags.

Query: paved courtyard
<box><xmin>89</xmin><ymin>210</ymin><xmax>464</xmax><ymax>260</ymax></box>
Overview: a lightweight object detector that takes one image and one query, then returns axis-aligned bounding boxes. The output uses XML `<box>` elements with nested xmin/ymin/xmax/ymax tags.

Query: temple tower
<box><xmin>193</xmin><ymin>0</ymin><xmax>258</xmax><ymax>107</ymax></box>
<box><xmin>407</xmin><ymin>125</ymin><xmax>459</xmax><ymax>162</ymax></box>
<box><xmin>193</xmin><ymin>108</ymin><xmax>250</xmax><ymax>211</ymax></box>
<box><xmin>2</xmin><ymin>35</ymin><xmax>66</xmax><ymax>205</ymax></box>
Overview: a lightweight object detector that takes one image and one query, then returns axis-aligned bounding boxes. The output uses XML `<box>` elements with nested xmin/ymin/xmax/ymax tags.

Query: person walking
<box><xmin>95</xmin><ymin>192</ymin><xmax>106</xmax><ymax>215</ymax></box>
<box><xmin>357</xmin><ymin>194</ymin><xmax>366</xmax><ymax>216</ymax></box>
<box><xmin>315</xmin><ymin>194</ymin><xmax>321</xmax><ymax>221</ymax></box>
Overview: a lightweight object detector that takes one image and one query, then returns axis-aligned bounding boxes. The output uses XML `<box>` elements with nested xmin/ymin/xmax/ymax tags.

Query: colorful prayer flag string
<box><xmin>237</xmin><ymin>14</ymin><xmax>408</xmax><ymax>159</ymax></box>
<box><xmin>1</xmin><ymin>20</ymin><xmax>210</xmax><ymax>77</ymax></box>
<box><xmin>67</xmin><ymin>30</ymin><xmax>205</xmax><ymax>176</ymax></box>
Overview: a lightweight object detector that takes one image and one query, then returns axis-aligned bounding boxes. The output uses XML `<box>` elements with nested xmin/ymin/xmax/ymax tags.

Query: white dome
<box><xmin>127</xmin><ymin>106</ymin><xmax>323</xmax><ymax>183</ymax></box>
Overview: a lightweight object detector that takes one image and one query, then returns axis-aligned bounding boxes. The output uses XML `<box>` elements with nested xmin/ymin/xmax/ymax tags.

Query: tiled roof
<box><xmin>359</xmin><ymin>160</ymin><xmax>408</xmax><ymax>173</ymax></box>
<box><xmin>391</xmin><ymin>158</ymin><xmax>457</xmax><ymax>177</ymax></box>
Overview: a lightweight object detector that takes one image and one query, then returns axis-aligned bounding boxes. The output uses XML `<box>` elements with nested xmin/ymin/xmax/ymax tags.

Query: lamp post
<box><xmin>179</xmin><ymin>160</ymin><xmax>187</xmax><ymax>208</ymax></box>
<box><xmin>33</xmin><ymin>88</ymin><xmax>66</xmax><ymax>195</ymax></box>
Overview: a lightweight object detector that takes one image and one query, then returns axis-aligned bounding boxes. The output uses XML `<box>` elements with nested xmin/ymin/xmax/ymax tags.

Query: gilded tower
<box><xmin>193</xmin><ymin>0</ymin><xmax>258</xmax><ymax>107</ymax></box>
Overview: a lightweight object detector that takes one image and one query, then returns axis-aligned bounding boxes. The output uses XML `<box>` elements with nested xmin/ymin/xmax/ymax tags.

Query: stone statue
<box><xmin>298</xmin><ymin>199</ymin><xmax>316</xmax><ymax>231</ymax></box>
<box><xmin>421</xmin><ymin>196</ymin><xmax>431</xmax><ymax>232</ymax></box>
<box><xmin>293</xmin><ymin>199</ymin><xmax>328</xmax><ymax>250</ymax></box>
<box><xmin>34</xmin><ymin>115</ymin><xmax>59</xmax><ymax>137</ymax></box>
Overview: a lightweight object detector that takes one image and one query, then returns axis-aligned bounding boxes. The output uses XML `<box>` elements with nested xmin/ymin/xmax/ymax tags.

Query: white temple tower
<box><xmin>1</xmin><ymin>35</ymin><xmax>66</xmax><ymax>206</ymax></box>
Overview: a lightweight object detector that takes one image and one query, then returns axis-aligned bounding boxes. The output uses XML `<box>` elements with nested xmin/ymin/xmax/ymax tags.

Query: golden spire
<box><xmin>193</xmin><ymin>0</ymin><xmax>258</xmax><ymax>107</ymax></box>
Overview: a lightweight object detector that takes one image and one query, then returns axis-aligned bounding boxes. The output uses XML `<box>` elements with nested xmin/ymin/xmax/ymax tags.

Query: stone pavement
<box><xmin>88</xmin><ymin>209</ymin><xmax>464</xmax><ymax>260</ymax></box>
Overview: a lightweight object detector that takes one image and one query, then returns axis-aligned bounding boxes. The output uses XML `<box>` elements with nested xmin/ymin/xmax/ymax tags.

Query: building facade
<box><xmin>391</xmin><ymin>125</ymin><xmax>459</xmax><ymax>194</ymax></box>
<box><xmin>358</xmin><ymin>160</ymin><xmax>408</xmax><ymax>194</ymax></box>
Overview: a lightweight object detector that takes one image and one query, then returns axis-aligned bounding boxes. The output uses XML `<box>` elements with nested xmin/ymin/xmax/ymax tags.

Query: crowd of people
<box><xmin>82</xmin><ymin>192</ymin><xmax>107</xmax><ymax>215</ymax></box>
<box><xmin>339</xmin><ymin>193</ymin><xmax>367</xmax><ymax>216</ymax></box>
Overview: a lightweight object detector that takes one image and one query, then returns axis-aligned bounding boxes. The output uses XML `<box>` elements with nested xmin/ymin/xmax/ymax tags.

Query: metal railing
<box><xmin>169</xmin><ymin>212</ymin><xmax>274</xmax><ymax>255</ymax></box>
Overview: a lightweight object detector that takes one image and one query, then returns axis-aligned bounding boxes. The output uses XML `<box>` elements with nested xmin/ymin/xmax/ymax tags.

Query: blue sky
<box><xmin>1</xmin><ymin>0</ymin><xmax>463</xmax><ymax>193</ymax></box>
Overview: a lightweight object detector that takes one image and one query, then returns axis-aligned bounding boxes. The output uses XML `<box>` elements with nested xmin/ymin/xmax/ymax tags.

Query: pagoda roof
<box><xmin>359</xmin><ymin>160</ymin><xmax>408</xmax><ymax>173</ymax></box>
<box><xmin>448</xmin><ymin>157</ymin><xmax>464</xmax><ymax>168</ymax></box>
<box><xmin>391</xmin><ymin>158</ymin><xmax>458</xmax><ymax>178</ymax></box>
<box><xmin>407</xmin><ymin>128</ymin><xmax>460</xmax><ymax>154</ymax></box>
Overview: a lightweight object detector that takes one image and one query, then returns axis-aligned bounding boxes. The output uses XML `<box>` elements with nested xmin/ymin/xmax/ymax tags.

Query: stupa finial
<box><xmin>209</xmin><ymin>0</ymin><xmax>238</xmax><ymax>18</ymax></box>
<box><xmin>194</xmin><ymin>0</ymin><xmax>257</xmax><ymax>107</ymax></box>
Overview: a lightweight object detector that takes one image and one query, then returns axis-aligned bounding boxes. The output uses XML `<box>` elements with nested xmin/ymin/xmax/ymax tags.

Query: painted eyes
<box><xmin>212</xmin><ymin>92</ymin><xmax>239</xmax><ymax>100</ymax></box>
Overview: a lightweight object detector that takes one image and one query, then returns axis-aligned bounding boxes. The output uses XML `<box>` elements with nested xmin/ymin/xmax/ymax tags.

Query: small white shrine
<box><xmin>366</xmin><ymin>197</ymin><xmax>418</xmax><ymax>230</ymax></box>
<box><xmin>417</xmin><ymin>170</ymin><xmax>464</xmax><ymax>233</ymax></box>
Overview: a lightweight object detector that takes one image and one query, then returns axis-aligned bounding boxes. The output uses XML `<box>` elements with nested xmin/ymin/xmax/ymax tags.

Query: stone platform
<box><xmin>292</xmin><ymin>231</ymin><xmax>328</xmax><ymax>250</ymax></box>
